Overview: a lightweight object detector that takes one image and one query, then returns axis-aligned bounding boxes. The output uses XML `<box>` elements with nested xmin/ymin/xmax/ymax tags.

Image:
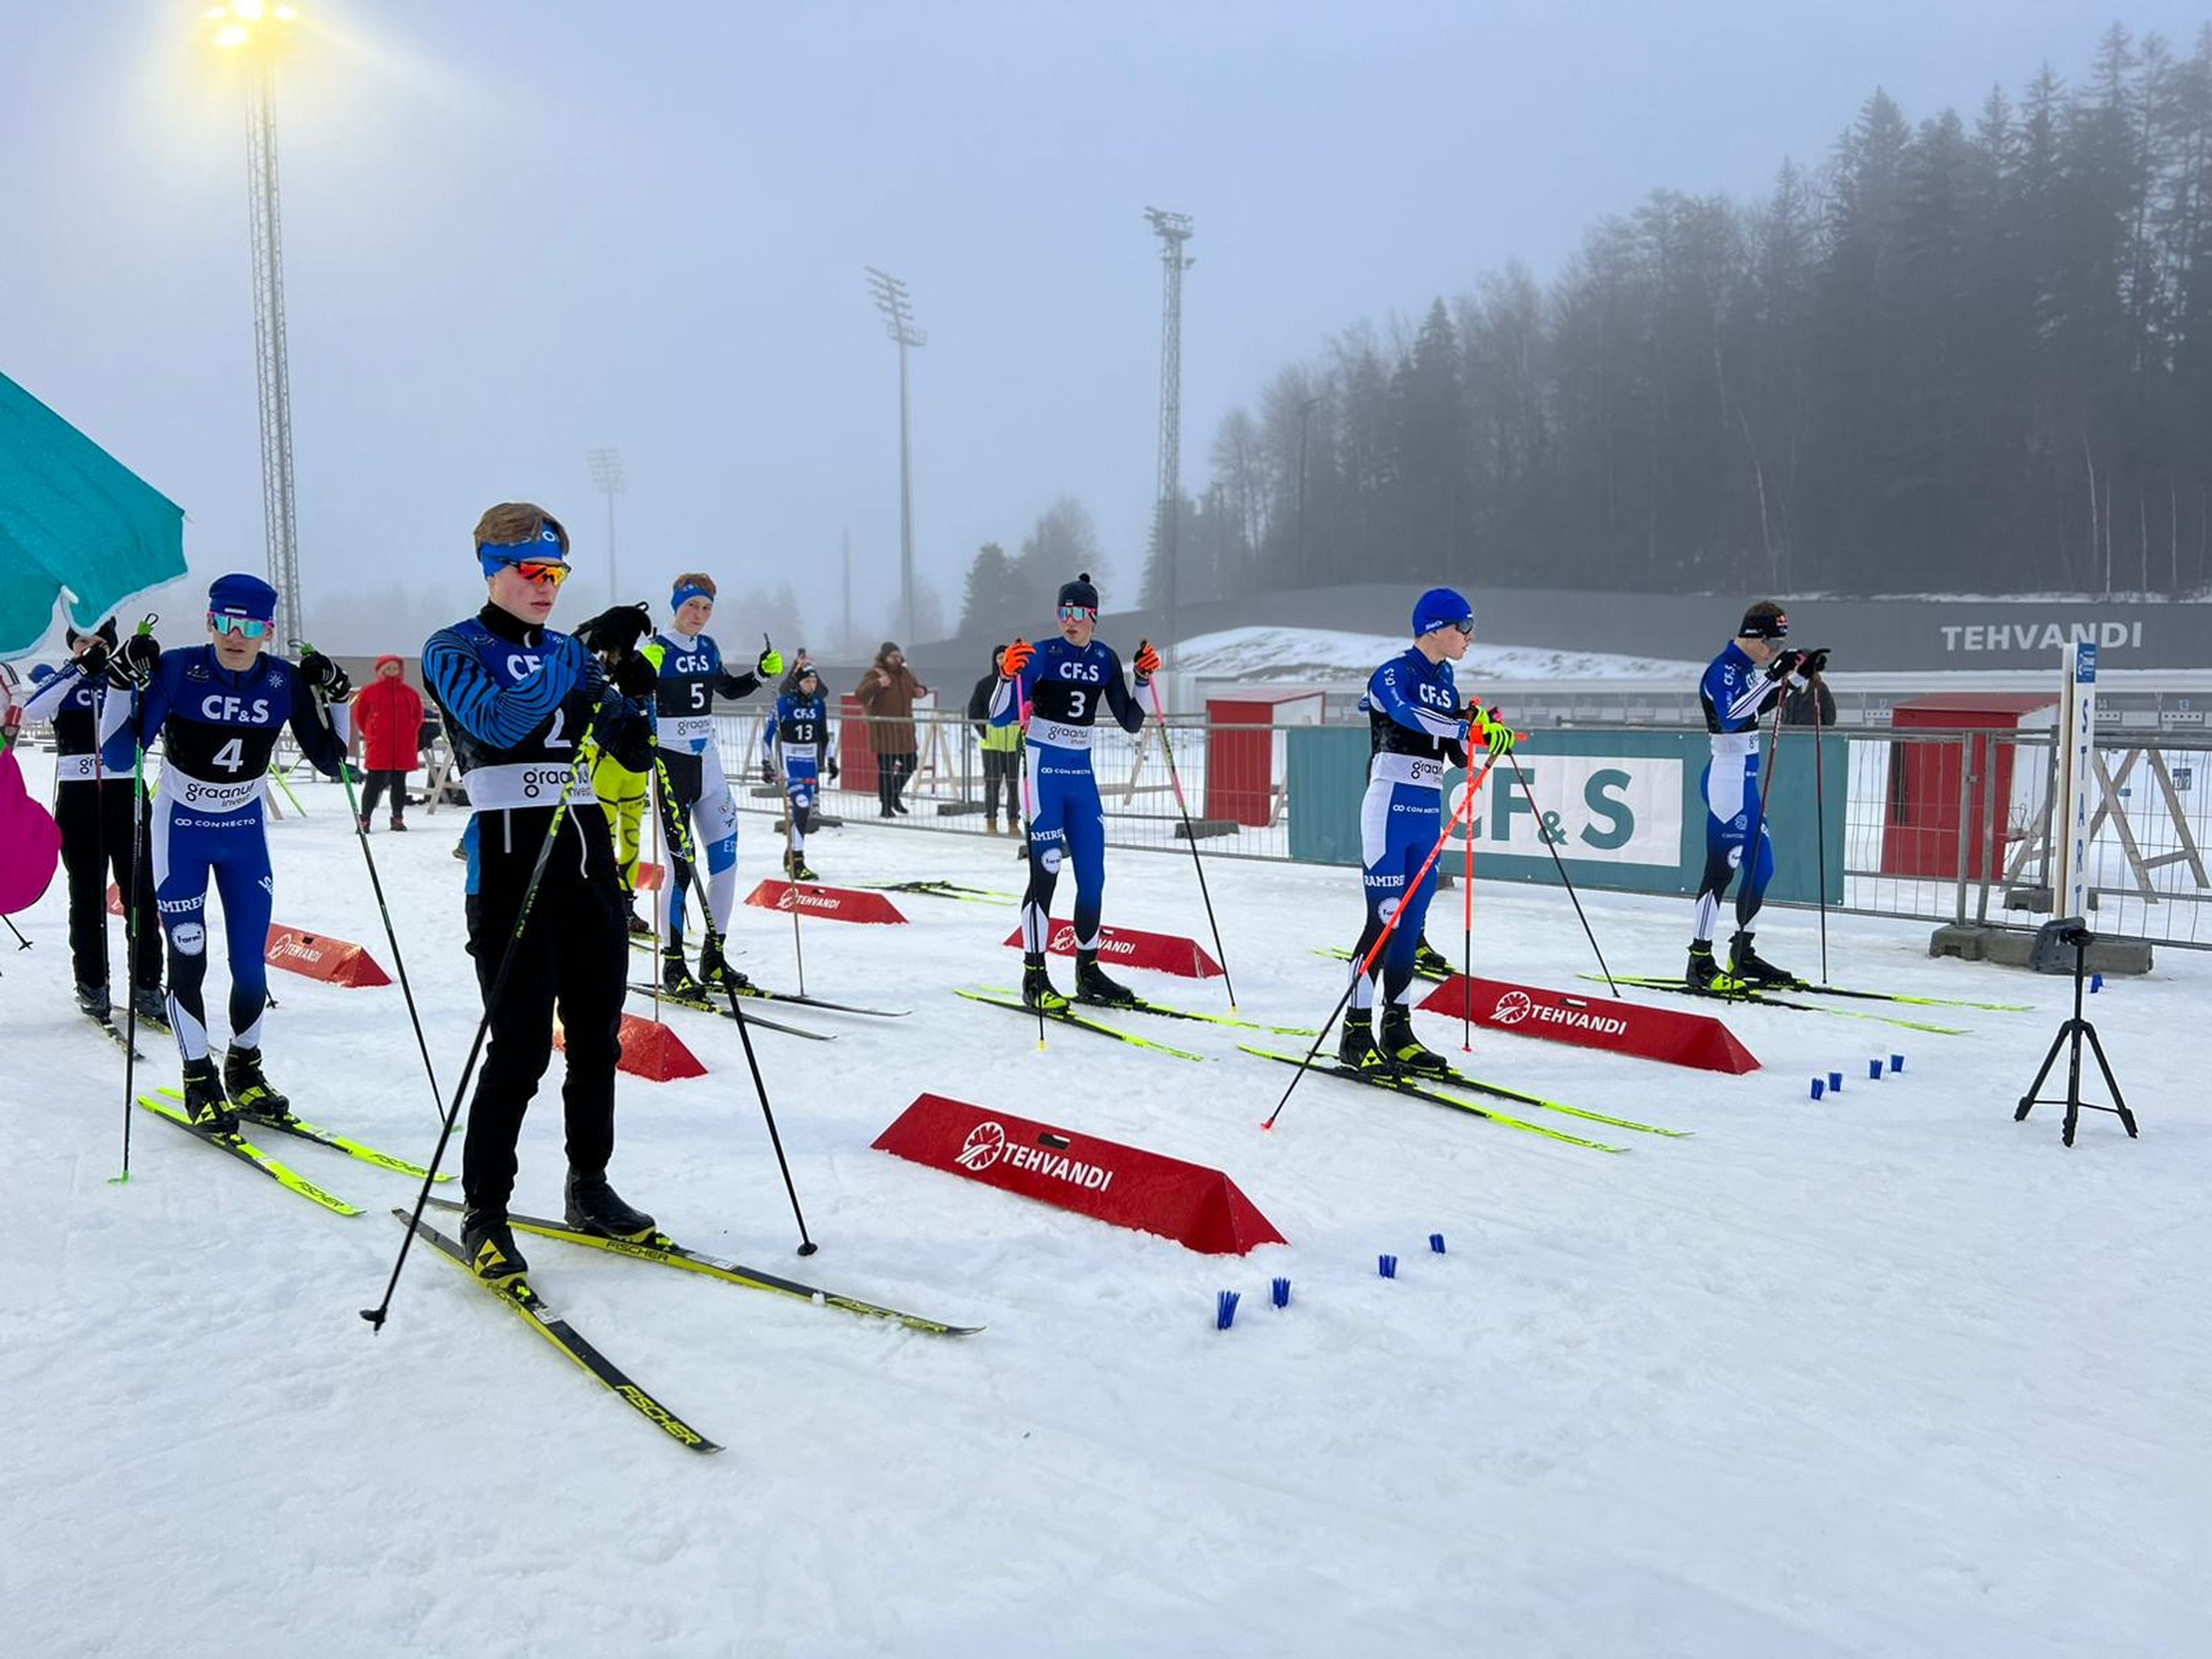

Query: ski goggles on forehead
<box><xmin>1057</xmin><ymin>604</ymin><xmax>1098</xmax><ymax>623</ymax></box>
<box><xmin>209</xmin><ymin>614</ymin><xmax>273</xmax><ymax>638</ymax></box>
<box><xmin>498</xmin><ymin>558</ymin><xmax>571</xmax><ymax>588</ymax></box>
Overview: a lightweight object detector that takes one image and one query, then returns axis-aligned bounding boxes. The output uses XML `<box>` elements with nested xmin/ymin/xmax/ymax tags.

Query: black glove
<box><xmin>299</xmin><ymin>651</ymin><xmax>351</xmax><ymax>700</ymax></box>
<box><xmin>576</xmin><ymin>602</ymin><xmax>654</xmax><ymax>657</ymax></box>
<box><xmin>1764</xmin><ymin>647</ymin><xmax>1806</xmax><ymax>682</ymax></box>
<box><xmin>826</xmin><ymin>756</ymin><xmax>839</xmax><ymax>782</ymax></box>
<box><xmin>612</xmin><ymin>651</ymin><xmax>658</xmax><ymax>699</ymax></box>
<box><xmin>1801</xmin><ymin>647</ymin><xmax>1831</xmax><ymax>677</ymax></box>
<box><xmin>108</xmin><ymin>633</ymin><xmax>161</xmax><ymax>690</ymax></box>
<box><xmin>73</xmin><ymin>637</ymin><xmax>112</xmax><ymax>677</ymax></box>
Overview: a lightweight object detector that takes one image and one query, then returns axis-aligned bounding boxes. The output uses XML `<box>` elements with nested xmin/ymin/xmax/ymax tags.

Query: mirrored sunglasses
<box><xmin>1057</xmin><ymin>604</ymin><xmax>1098</xmax><ymax>623</ymax></box>
<box><xmin>503</xmin><ymin>558</ymin><xmax>571</xmax><ymax>588</ymax></box>
<box><xmin>210</xmin><ymin>614</ymin><xmax>273</xmax><ymax>638</ymax></box>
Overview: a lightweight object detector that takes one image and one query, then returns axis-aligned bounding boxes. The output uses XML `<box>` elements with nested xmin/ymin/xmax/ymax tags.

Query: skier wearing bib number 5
<box><xmin>987</xmin><ymin>573</ymin><xmax>1157</xmax><ymax>1013</ymax></box>
<box><xmin>99</xmin><ymin>574</ymin><xmax>353</xmax><ymax>1131</ymax></box>
<box><xmin>421</xmin><ymin>504</ymin><xmax>661</xmax><ymax>1282</ymax></box>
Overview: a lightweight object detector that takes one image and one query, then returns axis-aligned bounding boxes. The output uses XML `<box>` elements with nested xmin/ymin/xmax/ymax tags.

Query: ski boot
<box><xmin>1020</xmin><ymin>953</ymin><xmax>1069</xmax><ymax>1014</ymax></box>
<box><xmin>224</xmin><ymin>1045</ymin><xmax>296</xmax><ymax>1126</ymax></box>
<box><xmin>1413</xmin><ymin>935</ymin><xmax>1454</xmax><ymax>980</ymax></box>
<box><xmin>662</xmin><ymin>946</ymin><xmax>706</xmax><ymax>1000</ymax></box>
<box><xmin>696</xmin><ymin>931</ymin><xmax>751</xmax><ymax>992</ymax></box>
<box><xmin>180</xmin><ymin>1056</ymin><xmax>238</xmax><ymax>1135</ymax></box>
<box><xmin>460</xmin><ymin>1209</ymin><xmax>529</xmax><ymax>1283</ymax></box>
<box><xmin>626</xmin><ymin>906</ymin><xmax>653</xmax><ymax>937</ymax></box>
<box><xmin>783</xmin><ymin>849</ymin><xmax>819</xmax><ymax>882</ymax></box>
<box><xmin>1074</xmin><ymin>949</ymin><xmax>1141</xmax><ymax>1008</ymax></box>
<box><xmin>131</xmin><ymin>983</ymin><xmax>169</xmax><ymax>1029</ymax></box>
<box><xmin>1336</xmin><ymin>1010</ymin><xmax>1389</xmax><ymax>1072</ymax></box>
<box><xmin>1728</xmin><ymin>930</ymin><xmax>1794</xmax><ymax>988</ymax></box>
<box><xmin>75</xmin><ymin>981</ymin><xmax>112</xmax><ymax>1024</ymax></box>
<box><xmin>565</xmin><ymin>1170</ymin><xmax>657</xmax><ymax>1242</ymax></box>
<box><xmin>1379</xmin><ymin>1005</ymin><xmax>1449</xmax><ymax>1077</ymax></box>
<box><xmin>1685</xmin><ymin>940</ymin><xmax>1721</xmax><ymax>992</ymax></box>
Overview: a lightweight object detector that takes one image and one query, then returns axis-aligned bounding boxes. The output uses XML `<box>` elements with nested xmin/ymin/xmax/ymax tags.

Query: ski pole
<box><xmin>361</xmin><ymin>706</ymin><xmax>606</xmax><ymax>1332</ymax></box>
<box><xmin>1503</xmin><ymin>747</ymin><xmax>1620</xmax><ymax>996</ymax></box>
<box><xmin>1144</xmin><ymin>675</ymin><xmax>1237</xmax><ymax>1012</ymax></box>
<box><xmin>1811</xmin><ymin>674</ymin><xmax>1830</xmax><ymax>986</ymax></box>
<box><xmin>113</xmin><ymin>614</ymin><xmax>157</xmax><ymax>1184</ymax></box>
<box><xmin>1461</xmin><ymin>765</ymin><xmax>1475</xmax><ymax>1052</ymax></box>
<box><xmin>1263</xmin><ymin>752</ymin><xmax>1500</xmax><ymax>1131</ymax></box>
<box><xmin>651</xmin><ymin>732</ymin><xmax>818</xmax><ymax>1256</ymax></box>
<box><xmin>296</xmin><ymin>641</ymin><xmax>443</xmax><ymax>1121</ymax></box>
<box><xmin>2</xmin><ymin>915</ymin><xmax>25</xmax><ymax>951</ymax></box>
<box><xmin>1015</xmin><ymin>677</ymin><xmax>1045</xmax><ymax>1051</ymax></box>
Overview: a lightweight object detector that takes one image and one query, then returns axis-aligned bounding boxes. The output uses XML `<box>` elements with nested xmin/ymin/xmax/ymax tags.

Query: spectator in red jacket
<box><xmin>352</xmin><ymin>655</ymin><xmax>425</xmax><ymax>832</ymax></box>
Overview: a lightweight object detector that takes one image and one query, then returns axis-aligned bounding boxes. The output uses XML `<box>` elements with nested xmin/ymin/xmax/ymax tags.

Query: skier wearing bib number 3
<box><xmin>100</xmin><ymin>574</ymin><xmax>353</xmax><ymax>1131</ymax></box>
<box><xmin>987</xmin><ymin>573</ymin><xmax>1157</xmax><ymax>1014</ymax></box>
<box><xmin>1338</xmin><ymin>587</ymin><xmax>1517</xmax><ymax>1078</ymax></box>
<box><xmin>422</xmin><ymin>504</ymin><xmax>663</xmax><ymax>1282</ymax></box>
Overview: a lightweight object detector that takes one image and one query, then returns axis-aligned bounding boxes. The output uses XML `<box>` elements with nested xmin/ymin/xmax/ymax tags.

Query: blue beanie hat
<box><xmin>1056</xmin><ymin>571</ymin><xmax>1101</xmax><ymax>612</ymax></box>
<box><xmin>1410</xmin><ymin>586</ymin><xmax>1473</xmax><ymax>637</ymax></box>
<box><xmin>208</xmin><ymin>572</ymin><xmax>279</xmax><ymax>624</ymax></box>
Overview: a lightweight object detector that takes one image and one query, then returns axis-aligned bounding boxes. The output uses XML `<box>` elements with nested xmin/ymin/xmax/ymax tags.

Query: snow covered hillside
<box><xmin>4</xmin><ymin>751</ymin><xmax>2209</xmax><ymax>1657</ymax></box>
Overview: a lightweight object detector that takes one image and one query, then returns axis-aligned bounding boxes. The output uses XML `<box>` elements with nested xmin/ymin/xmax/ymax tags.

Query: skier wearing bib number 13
<box><xmin>421</xmin><ymin>503</ymin><xmax>661</xmax><ymax>1283</ymax></box>
<box><xmin>987</xmin><ymin>573</ymin><xmax>1157</xmax><ymax>1013</ymax></box>
<box><xmin>99</xmin><ymin>573</ymin><xmax>353</xmax><ymax>1131</ymax></box>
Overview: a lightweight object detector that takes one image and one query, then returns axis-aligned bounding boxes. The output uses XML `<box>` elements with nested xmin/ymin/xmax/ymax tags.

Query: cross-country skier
<box><xmin>17</xmin><ymin>619</ymin><xmax>164</xmax><ymax>1028</ymax></box>
<box><xmin>420</xmin><ymin>504</ymin><xmax>661</xmax><ymax>1283</ymax></box>
<box><xmin>100</xmin><ymin>575</ymin><xmax>353</xmax><ymax>1129</ymax></box>
<box><xmin>987</xmin><ymin>573</ymin><xmax>1156</xmax><ymax>1012</ymax></box>
<box><xmin>1687</xmin><ymin>601</ymin><xmax>1829</xmax><ymax>989</ymax></box>
<box><xmin>644</xmin><ymin>574</ymin><xmax>781</xmax><ymax>996</ymax></box>
<box><xmin>573</xmin><ymin>601</ymin><xmax>656</xmax><ymax>935</ymax></box>
<box><xmin>1337</xmin><ymin>588</ymin><xmax>1516</xmax><ymax>1075</ymax></box>
<box><xmin>760</xmin><ymin>661</ymin><xmax>836</xmax><ymax>881</ymax></box>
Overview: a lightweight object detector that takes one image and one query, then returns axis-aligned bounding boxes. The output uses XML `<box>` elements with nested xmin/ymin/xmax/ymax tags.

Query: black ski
<box><xmin>1577</xmin><ymin>975</ymin><xmax>1969</xmax><ymax>1035</ymax></box>
<box><xmin>137</xmin><ymin>1094</ymin><xmax>364</xmax><ymax>1214</ymax></box>
<box><xmin>148</xmin><ymin>1087</ymin><xmax>452</xmax><ymax>1180</ymax></box>
<box><xmin>397</xmin><ymin>1210</ymin><xmax>722</xmax><ymax>1454</ymax></box>
<box><xmin>1239</xmin><ymin>1047</ymin><xmax>1625</xmax><ymax>1153</ymax></box>
<box><xmin>627</xmin><ymin>982</ymin><xmax>837</xmax><ymax>1041</ymax></box>
<box><xmin>86</xmin><ymin>1012</ymin><xmax>144</xmax><ymax>1059</ymax></box>
<box><xmin>980</xmin><ymin>985</ymin><xmax>1315</xmax><ymax>1038</ymax></box>
<box><xmin>955</xmin><ymin>988</ymin><xmax>1207</xmax><ymax>1061</ymax></box>
<box><xmin>424</xmin><ymin>1198</ymin><xmax>981</xmax><ymax>1336</ymax></box>
<box><xmin>862</xmin><ymin>879</ymin><xmax>1018</xmax><ymax>904</ymax></box>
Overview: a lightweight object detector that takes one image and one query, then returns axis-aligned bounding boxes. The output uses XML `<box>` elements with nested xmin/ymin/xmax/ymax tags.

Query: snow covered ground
<box><xmin>5</xmin><ymin>750</ymin><xmax>2210</xmax><ymax>1658</ymax></box>
<box><xmin>1175</xmin><ymin>625</ymin><xmax>1700</xmax><ymax>684</ymax></box>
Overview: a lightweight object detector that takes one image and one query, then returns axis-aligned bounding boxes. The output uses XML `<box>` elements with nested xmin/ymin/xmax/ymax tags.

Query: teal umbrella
<box><xmin>0</xmin><ymin>371</ymin><xmax>187</xmax><ymax>655</ymax></box>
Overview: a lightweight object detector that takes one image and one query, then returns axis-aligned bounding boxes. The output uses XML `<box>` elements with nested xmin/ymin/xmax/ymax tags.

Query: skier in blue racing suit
<box><xmin>760</xmin><ymin>661</ymin><xmax>837</xmax><ymax>881</ymax></box>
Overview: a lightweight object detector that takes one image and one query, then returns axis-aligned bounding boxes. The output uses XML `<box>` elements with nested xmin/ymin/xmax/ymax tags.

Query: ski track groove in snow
<box><xmin>2</xmin><ymin>750</ymin><xmax>2209</xmax><ymax>1655</ymax></box>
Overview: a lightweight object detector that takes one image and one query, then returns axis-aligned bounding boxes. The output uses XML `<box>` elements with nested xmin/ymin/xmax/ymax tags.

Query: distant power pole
<box><xmin>1146</xmin><ymin>207</ymin><xmax>1194</xmax><ymax>663</ymax></box>
<box><xmin>586</xmin><ymin>447</ymin><xmax>625</xmax><ymax>608</ymax></box>
<box><xmin>864</xmin><ymin>268</ymin><xmax>926</xmax><ymax>644</ymax></box>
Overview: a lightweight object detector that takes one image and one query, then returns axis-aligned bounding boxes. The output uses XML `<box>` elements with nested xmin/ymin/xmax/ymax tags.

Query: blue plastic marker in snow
<box><xmin>1890</xmin><ymin>1052</ymin><xmax>1905</xmax><ymax>1074</ymax></box>
<box><xmin>1429</xmin><ymin>1232</ymin><xmax>1447</xmax><ymax>1254</ymax></box>
<box><xmin>2091</xmin><ymin>972</ymin><xmax>2104</xmax><ymax>994</ymax></box>
<box><xmin>1869</xmin><ymin>1058</ymin><xmax>1883</xmax><ymax>1081</ymax></box>
<box><xmin>1270</xmin><ymin>1277</ymin><xmax>1290</xmax><ymax>1310</ymax></box>
<box><xmin>1810</xmin><ymin>1077</ymin><xmax>1826</xmax><ymax>1100</ymax></box>
<box><xmin>1216</xmin><ymin>1290</ymin><xmax>1240</xmax><ymax>1330</ymax></box>
<box><xmin>1829</xmin><ymin>1070</ymin><xmax>1844</xmax><ymax>1093</ymax></box>
<box><xmin>1378</xmin><ymin>1254</ymin><xmax>1399</xmax><ymax>1280</ymax></box>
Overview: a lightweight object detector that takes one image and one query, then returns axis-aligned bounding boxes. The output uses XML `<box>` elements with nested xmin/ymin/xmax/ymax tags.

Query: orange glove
<box><xmin>1132</xmin><ymin>638</ymin><xmax>1161</xmax><ymax>684</ymax></box>
<box><xmin>1000</xmin><ymin>637</ymin><xmax>1035</xmax><ymax>679</ymax></box>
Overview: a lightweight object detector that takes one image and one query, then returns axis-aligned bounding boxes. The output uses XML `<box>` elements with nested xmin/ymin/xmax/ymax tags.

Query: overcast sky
<box><xmin>5</xmin><ymin>1</ymin><xmax>2201</xmax><ymax>654</ymax></box>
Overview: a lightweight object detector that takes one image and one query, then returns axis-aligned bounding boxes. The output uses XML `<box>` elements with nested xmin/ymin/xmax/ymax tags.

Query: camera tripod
<box><xmin>2015</xmin><ymin>930</ymin><xmax>2137</xmax><ymax>1147</ymax></box>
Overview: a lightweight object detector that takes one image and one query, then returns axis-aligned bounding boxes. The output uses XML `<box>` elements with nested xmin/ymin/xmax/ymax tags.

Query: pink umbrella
<box><xmin>0</xmin><ymin>741</ymin><xmax>61</xmax><ymax>915</ymax></box>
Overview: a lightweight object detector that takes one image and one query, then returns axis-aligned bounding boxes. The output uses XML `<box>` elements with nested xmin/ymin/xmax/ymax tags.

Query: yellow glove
<box><xmin>757</xmin><ymin>644</ymin><xmax>785</xmax><ymax>678</ymax></box>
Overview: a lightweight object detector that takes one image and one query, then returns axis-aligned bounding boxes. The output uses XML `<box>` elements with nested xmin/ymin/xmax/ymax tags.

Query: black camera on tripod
<box><xmin>2015</xmin><ymin>918</ymin><xmax>2136</xmax><ymax>1146</ymax></box>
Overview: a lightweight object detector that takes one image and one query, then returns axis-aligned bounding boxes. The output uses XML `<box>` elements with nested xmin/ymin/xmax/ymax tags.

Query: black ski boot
<box><xmin>224</xmin><ymin>1045</ymin><xmax>295</xmax><ymax>1125</ymax></box>
<box><xmin>460</xmin><ymin>1209</ymin><xmax>529</xmax><ymax>1283</ymax></box>
<box><xmin>1379</xmin><ymin>1005</ymin><xmax>1449</xmax><ymax>1076</ymax></box>
<box><xmin>1728</xmin><ymin>930</ymin><xmax>1794</xmax><ymax>987</ymax></box>
<box><xmin>662</xmin><ymin>946</ymin><xmax>705</xmax><ymax>999</ymax></box>
<box><xmin>1337</xmin><ymin>1010</ymin><xmax>1387</xmax><ymax>1071</ymax></box>
<box><xmin>131</xmin><ymin>983</ymin><xmax>169</xmax><ymax>1029</ymax></box>
<box><xmin>1413</xmin><ymin>935</ymin><xmax>1454</xmax><ymax>980</ymax></box>
<box><xmin>697</xmin><ymin>931</ymin><xmax>751</xmax><ymax>992</ymax></box>
<box><xmin>1021</xmin><ymin>953</ymin><xmax>1069</xmax><ymax>1013</ymax></box>
<box><xmin>1074</xmin><ymin>949</ymin><xmax>1140</xmax><ymax>1008</ymax></box>
<box><xmin>75</xmin><ymin>981</ymin><xmax>111</xmax><ymax>1023</ymax></box>
<box><xmin>565</xmin><ymin>1170</ymin><xmax>657</xmax><ymax>1241</ymax></box>
<box><xmin>1685</xmin><ymin>941</ymin><xmax>1721</xmax><ymax>992</ymax></box>
<box><xmin>180</xmin><ymin>1056</ymin><xmax>237</xmax><ymax>1135</ymax></box>
<box><xmin>783</xmin><ymin>848</ymin><xmax>819</xmax><ymax>882</ymax></box>
<box><xmin>626</xmin><ymin>901</ymin><xmax>652</xmax><ymax>936</ymax></box>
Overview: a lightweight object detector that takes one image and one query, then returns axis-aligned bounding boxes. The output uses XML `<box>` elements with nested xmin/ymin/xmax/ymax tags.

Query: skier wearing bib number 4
<box><xmin>987</xmin><ymin>573</ymin><xmax>1156</xmax><ymax>1013</ymax></box>
<box><xmin>100</xmin><ymin>574</ymin><xmax>353</xmax><ymax>1131</ymax></box>
<box><xmin>421</xmin><ymin>503</ymin><xmax>661</xmax><ymax>1283</ymax></box>
<box><xmin>1338</xmin><ymin>588</ymin><xmax>1517</xmax><ymax>1077</ymax></box>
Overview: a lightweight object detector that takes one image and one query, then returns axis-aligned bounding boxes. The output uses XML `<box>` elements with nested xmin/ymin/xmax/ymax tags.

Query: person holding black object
<box><xmin>420</xmin><ymin>503</ymin><xmax>661</xmax><ymax>1283</ymax></box>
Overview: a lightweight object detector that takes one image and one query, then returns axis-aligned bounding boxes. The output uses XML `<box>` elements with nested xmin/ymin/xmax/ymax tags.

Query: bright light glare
<box><xmin>233</xmin><ymin>0</ymin><xmax>267</xmax><ymax>19</ymax></box>
<box><xmin>273</xmin><ymin>4</ymin><xmax>298</xmax><ymax>16</ymax></box>
<box><xmin>211</xmin><ymin>22</ymin><xmax>251</xmax><ymax>48</ymax></box>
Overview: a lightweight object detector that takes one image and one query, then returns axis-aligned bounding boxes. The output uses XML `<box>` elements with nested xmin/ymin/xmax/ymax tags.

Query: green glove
<box><xmin>757</xmin><ymin>646</ymin><xmax>785</xmax><ymax>678</ymax></box>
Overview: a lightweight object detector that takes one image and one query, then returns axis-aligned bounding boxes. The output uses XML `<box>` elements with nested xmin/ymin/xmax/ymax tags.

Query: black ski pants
<box><xmin>359</xmin><ymin>769</ymin><xmax>409</xmax><ymax>823</ymax></box>
<box><xmin>55</xmin><ymin>778</ymin><xmax>161</xmax><ymax>994</ymax></box>
<box><xmin>461</xmin><ymin>807</ymin><xmax>628</xmax><ymax>1216</ymax></box>
<box><xmin>876</xmin><ymin>750</ymin><xmax>916</xmax><ymax>813</ymax></box>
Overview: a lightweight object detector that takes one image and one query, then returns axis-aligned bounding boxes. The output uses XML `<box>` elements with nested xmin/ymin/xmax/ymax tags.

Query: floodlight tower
<box><xmin>587</xmin><ymin>446</ymin><xmax>626</xmax><ymax>607</ymax></box>
<box><xmin>207</xmin><ymin>1</ymin><xmax>306</xmax><ymax>647</ymax></box>
<box><xmin>1146</xmin><ymin>207</ymin><xmax>1194</xmax><ymax>663</ymax></box>
<box><xmin>864</xmin><ymin>267</ymin><xmax>925</xmax><ymax>644</ymax></box>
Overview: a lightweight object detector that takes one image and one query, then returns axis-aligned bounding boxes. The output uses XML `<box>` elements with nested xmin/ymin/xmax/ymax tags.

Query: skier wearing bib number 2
<box><xmin>421</xmin><ymin>503</ymin><xmax>662</xmax><ymax>1283</ymax></box>
<box><xmin>1338</xmin><ymin>588</ymin><xmax>1517</xmax><ymax>1077</ymax></box>
<box><xmin>645</xmin><ymin>573</ymin><xmax>782</xmax><ymax>998</ymax></box>
<box><xmin>988</xmin><ymin>573</ymin><xmax>1157</xmax><ymax>1013</ymax></box>
<box><xmin>100</xmin><ymin>574</ymin><xmax>353</xmax><ymax>1131</ymax></box>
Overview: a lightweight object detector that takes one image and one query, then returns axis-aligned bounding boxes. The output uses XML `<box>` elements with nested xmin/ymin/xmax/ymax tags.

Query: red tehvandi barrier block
<box><xmin>1417</xmin><ymin>974</ymin><xmax>1759</xmax><ymax>1075</ymax></box>
<box><xmin>263</xmin><ymin>924</ymin><xmax>393</xmax><ymax>988</ymax></box>
<box><xmin>745</xmin><ymin>880</ymin><xmax>907</xmax><ymax>924</ymax></box>
<box><xmin>873</xmin><ymin>1094</ymin><xmax>1285</xmax><ymax>1256</ymax></box>
<box><xmin>1000</xmin><ymin>922</ymin><xmax>1224</xmax><ymax>979</ymax></box>
<box><xmin>555</xmin><ymin>1012</ymin><xmax>707</xmax><ymax>1082</ymax></box>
